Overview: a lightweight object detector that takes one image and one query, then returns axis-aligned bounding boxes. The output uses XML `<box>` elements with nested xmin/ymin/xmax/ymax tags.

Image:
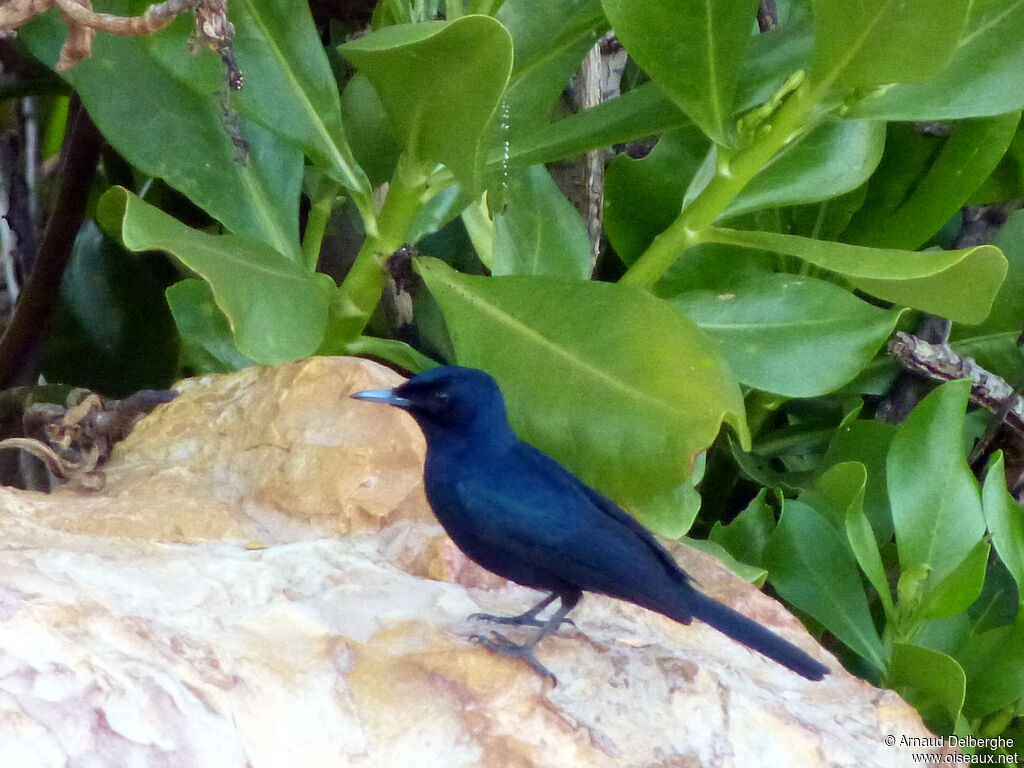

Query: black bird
<box><xmin>353</xmin><ymin>366</ymin><xmax>829</xmax><ymax>683</ymax></box>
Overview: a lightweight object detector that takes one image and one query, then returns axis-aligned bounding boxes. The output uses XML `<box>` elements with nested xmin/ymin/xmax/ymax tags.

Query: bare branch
<box><xmin>888</xmin><ymin>331</ymin><xmax>1024</xmax><ymax>434</ymax></box>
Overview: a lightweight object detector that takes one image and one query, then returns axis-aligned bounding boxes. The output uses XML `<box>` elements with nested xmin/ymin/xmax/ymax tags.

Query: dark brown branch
<box><xmin>0</xmin><ymin>97</ymin><xmax>103</xmax><ymax>388</ymax></box>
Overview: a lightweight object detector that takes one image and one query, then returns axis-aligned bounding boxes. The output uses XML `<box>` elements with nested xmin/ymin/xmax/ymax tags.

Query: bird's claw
<box><xmin>469</xmin><ymin>632</ymin><xmax>558</xmax><ymax>685</ymax></box>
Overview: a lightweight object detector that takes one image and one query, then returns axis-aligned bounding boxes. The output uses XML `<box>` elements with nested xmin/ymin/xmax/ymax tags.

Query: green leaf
<box><xmin>841</xmin><ymin>114</ymin><xmax>1021</xmax><ymax>250</ymax></box>
<box><xmin>654</xmin><ymin>243</ymin><xmax>775</xmax><ymax>298</ymax></box>
<box><xmin>229</xmin><ymin>0</ymin><xmax>371</xmax><ymax>205</ymax></box>
<box><xmin>799</xmin><ymin>460</ymin><xmax>896</xmax><ymax>622</ymax></box>
<box><xmin>632</xmin><ymin>453</ymin><xmax>705</xmax><ymax>538</ymax></box>
<box><xmin>604</xmin><ymin>126</ymin><xmax>710</xmax><ymax>266</ymax></box>
<box><xmin>849</xmin><ymin>0</ymin><xmax>1024</xmax><ymax>120</ymax></box>
<box><xmin>676</xmin><ymin>274</ymin><xmax>902</xmax><ymax>397</ymax></box>
<box><xmin>983</xmin><ymin>452</ymin><xmax>1024</xmax><ymax>606</ymax></box>
<box><xmin>704</xmin><ymin>227</ymin><xmax>1007</xmax><ymax>325</ymax></box>
<box><xmin>497</xmin><ymin>0</ymin><xmax>605</xmax><ymax>130</ymax></box>
<box><xmin>709</xmin><ymin>487</ymin><xmax>775</xmax><ymax>570</ymax></box>
<box><xmin>346</xmin><ymin>336</ymin><xmax>439</xmax><ymax>375</ymax></box>
<box><xmin>492</xmin><ymin>165</ymin><xmax>592</xmax><ymax>278</ymax></box>
<box><xmin>685</xmin><ymin>536</ymin><xmax>768</xmax><ymax>586</ymax></box>
<box><xmin>166</xmin><ymin>279</ymin><xmax>256</xmax><ymax>374</ymax></box>
<box><xmin>888</xmin><ymin>643</ymin><xmax>966</xmax><ymax>733</ymax></box>
<box><xmin>723</xmin><ymin>120</ymin><xmax>885</xmax><ymax>219</ymax></box>
<box><xmin>960</xmin><ymin>614</ymin><xmax>1024</xmax><ymax>718</ymax></box>
<box><xmin>605</xmin><ymin>120</ymin><xmax>884</xmax><ymax>264</ymax></box>
<box><xmin>888</xmin><ymin>380</ymin><xmax>987</xmax><ymax>621</ymax></box>
<box><xmin>42</xmin><ymin>222</ymin><xmax>178</xmax><ymax>396</ymax></box>
<box><xmin>500</xmin><ymin>82</ymin><xmax>685</xmax><ymax>168</ymax></box>
<box><xmin>765</xmin><ymin>499</ymin><xmax>887</xmax><ymax>670</ymax></box>
<box><xmin>99</xmin><ymin>187</ymin><xmax>329</xmax><ymax>365</ymax></box>
<box><xmin>915</xmin><ymin>538</ymin><xmax>990</xmax><ymax>621</ymax></box>
<box><xmin>20</xmin><ymin>6</ymin><xmax>302</xmax><ymax>257</ymax></box>
<box><xmin>339</xmin><ymin>16</ymin><xmax>513</xmax><ymax>189</ymax></box>
<box><xmin>802</xmin><ymin>460</ymin><xmax>867</xmax><ymax>531</ymax></box>
<box><xmin>602</xmin><ymin>0</ymin><xmax>759</xmax><ymax>144</ymax></box>
<box><xmin>810</xmin><ymin>0</ymin><xmax>970</xmax><ymax>90</ymax></box>
<box><xmin>735</xmin><ymin>3</ymin><xmax>812</xmax><ymax>111</ymax></box>
<box><xmin>842</xmin><ymin>471</ymin><xmax>898</xmax><ymax>623</ymax></box>
<box><xmin>340</xmin><ymin>73</ymin><xmax>402</xmax><ymax>186</ymax></box>
<box><xmin>965</xmin><ymin>210</ymin><xmax>1024</xmax><ymax>336</ymax></box>
<box><xmin>415</xmin><ymin>256</ymin><xmax>748</xmax><ymax>506</ymax></box>
<box><xmin>825</xmin><ymin>416</ymin><xmax>898</xmax><ymax>543</ymax></box>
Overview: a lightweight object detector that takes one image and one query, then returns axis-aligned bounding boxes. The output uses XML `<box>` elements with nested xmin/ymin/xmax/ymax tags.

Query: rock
<box><xmin>0</xmin><ymin>357</ymin><xmax>953</xmax><ymax>767</ymax></box>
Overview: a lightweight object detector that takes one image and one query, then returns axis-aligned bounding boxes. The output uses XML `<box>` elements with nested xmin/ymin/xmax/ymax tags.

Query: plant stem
<box><xmin>328</xmin><ymin>156</ymin><xmax>428</xmax><ymax>345</ymax></box>
<box><xmin>620</xmin><ymin>78</ymin><xmax>823</xmax><ymax>289</ymax></box>
<box><xmin>301</xmin><ymin>177</ymin><xmax>341</xmax><ymax>272</ymax></box>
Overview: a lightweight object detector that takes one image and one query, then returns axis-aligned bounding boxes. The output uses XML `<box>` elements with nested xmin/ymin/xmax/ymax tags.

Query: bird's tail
<box><xmin>665</xmin><ymin>588</ymin><xmax>829</xmax><ymax>681</ymax></box>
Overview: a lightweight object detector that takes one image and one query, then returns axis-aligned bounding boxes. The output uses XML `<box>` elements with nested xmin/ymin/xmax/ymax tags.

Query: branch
<box><xmin>888</xmin><ymin>331</ymin><xmax>1024</xmax><ymax>434</ymax></box>
<box><xmin>0</xmin><ymin>97</ymin><xmax>102</xmax><ymax>388</ymax></box>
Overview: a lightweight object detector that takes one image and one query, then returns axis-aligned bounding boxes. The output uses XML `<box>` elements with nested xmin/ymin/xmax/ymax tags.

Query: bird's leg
<box><xmin>469</xmin><ymin>591</ymin><xmax>574</xmax><ymax>629</ymax></box>
<box><xmin>470</xmin><ymin>590</ymin><xmax>581</xmax><ymax>685</ymax></box>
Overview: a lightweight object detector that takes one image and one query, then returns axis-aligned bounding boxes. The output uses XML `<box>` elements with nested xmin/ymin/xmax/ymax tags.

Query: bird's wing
<box><xmin>450</xmin><ymin>441</ymin><xmax>691</xmax><ymax>602</ymax></box>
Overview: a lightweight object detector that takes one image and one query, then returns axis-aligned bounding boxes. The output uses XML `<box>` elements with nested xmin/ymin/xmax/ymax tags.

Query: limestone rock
<box><xmin>0</xmin><ymin>357</ymin><xmax>953</xmax><ymax>767</ymax></box>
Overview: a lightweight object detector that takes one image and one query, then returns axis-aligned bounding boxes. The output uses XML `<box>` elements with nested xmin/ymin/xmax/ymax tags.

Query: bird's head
<box><xmin>352</xmin><ymin>365</ymin><xmax>514</xmax><ymax>441</ymax></box>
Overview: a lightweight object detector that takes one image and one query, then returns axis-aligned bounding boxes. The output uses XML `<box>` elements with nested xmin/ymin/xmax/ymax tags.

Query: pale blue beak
<box><xmin>351</xmin><ymin>388</ymin><xmax>413</xmax><ymax>409</ymax></box>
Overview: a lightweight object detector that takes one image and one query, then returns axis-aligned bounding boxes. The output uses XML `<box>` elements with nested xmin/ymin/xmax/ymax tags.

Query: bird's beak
<box><xmin>351</xmin><ymin>388</ymin><xmax>414</xmax><ymax>409</ymax></box>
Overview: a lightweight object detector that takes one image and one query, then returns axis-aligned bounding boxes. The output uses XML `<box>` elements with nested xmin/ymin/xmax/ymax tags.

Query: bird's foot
<box><xmin>468</xmin><ymin>611</ymin><xmax>575</xmax><ymax>630</ymax></box>
<box><xmin>469</xmin><ymin>632</ymin><xmax>558</xmax><ymax>685</ymax></box>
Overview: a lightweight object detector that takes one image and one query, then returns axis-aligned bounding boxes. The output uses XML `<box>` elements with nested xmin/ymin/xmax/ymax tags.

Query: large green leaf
<box><xmin>799</xmin><ymin>461</ymin><xmax>896</xmax><ymax>624</ymax></box>
<box><xmin>166</xmin><ymin>279</ymin><xmax>256</xmax><ymax>374</ymax></box>
<box><xmin>735</xmin><ymin>2</ymin><xmax>813</xmax><ymax>111</ymax></box>
<box><xmin>42</xmin><ymin>222</ymin><xmax>178</xmax><ymax>396</ymax></box>
<box><xmin>887</xmin><ymin>380</ymin><xmax>987</xmax><ymax>623</ymax></box>
<box><xmin>604</xmin><ymin>126</ymin><xmax>710</xmax><ymax>266</ymax></box>
<box><xmin>960</xmin><ymin>615</ymin><xmax>1024</xmax><ymax>718</ymax></box>
<box><xmin>709</xmin><ymin>488</ymin><xmax>775</xmax><ymax>570</ymax></box>
<box><xmin>340</xmin><ymin>73</ymin><xmax>402</xmax><ymax>186</ymax></box>
<box><xmin>676</xmin><ymin>274</ymin><xmax>901</xmax><ymax>397</ymax></box>
<box><xmin>703</xmin><ymin>228</ymin><xmax>1007</xmax><ymax>324</ymax></box>
<box><xmin>605</xmin><ymin>120</ymin><xmax>883</xmax><ymax>265</ymax></box>
<box><xmin>849</xmin><ymin>0</ymin><xmax>1024</xmax><ymax>120</ymax></box>
<box><xmin>824</xmin><ymin>416</ymin><xmax>898</xmax><ymax>543</ymax></box>
<box><xmin>491</xmin><ymin>165</ymin><xmax>592</xmax><ymax>279</ymax></box>
<box><xmin>99</xmin><ymin>188</ymin><xmax>329</xmax><ymax>365</ymax></box>
<box><xmin>496</xmin><ymin>0</ymin><xmax>606</xmax><ymax>131</ymax></box>
<box><xmin>339</xmin><ymin>16</ymin><xmax>513</xmax><ymax>189</ymax></box>
<box><xmin>810</xmin><ymin>0</ymin><xmax>970</xmax><ymax>90</ymax></box>
<box><xmin>841</xmin><ymin>114</ymin><xmax>1021</xmax><ymax>250</ymax></box>
<box><xmin>888</xmin><ymin>643</ymin><xmax>966</xmax><ymax>733</ymax></box>
<box><xmin>685</xmin><ymin>536</ymin><xmax>768</xmax><ymax>586</ymax></box>
<box><xmin>229</xmin><ymin>0</ymin><xmax>372</xmax><ymax>206</ymax></box>
<box><xmin>654</xmin><ymin>243</ymin><xmax>774</xmax><ymax>298</ymax></box>
<box><xmin>983</xmin><ymin>453</ymin><xmax>1024</xmax><ymax>607</ymax></box>
<box><xmin>963</xmin><ymin>210</ymin><xmax>1024</xmax><ymax>337</ymax></box>
<box><xmin>20</xmin><ymin>4</ymin><xmax>302</xmax><ymax>257</ymax></box>
<box><xmin>601</xmin><ymin>0</ymin><xmax>759</xmax><ymax>144</ymax></box>
<box><xmin>113</xmin><ymin>0</ymin><xmax>371</xmax><ymax>208</ymax></box>
<box><xmin>837</xmin><ymin>464</ymin><xmax>897</xmax><ymax>622</ymax></box>
<box><xmin>415</xmin><ymin>257</ymin><xmax>748</xmax><ymax>505</ymax></box>
<box><xmin>499</xmin><ymin>83</ymin><xmax>685</xmax><ymax>169</ymax></box>
<box><xmin>722</xmin><ymin>120</ymin><xmax>885</xmax><ymax>219</ymax></box>
<box><xmin>765</xmin><ymin>499</ymin><xmax>887</xmax><ymax>670</ymax></box>
<box><xmin>912</xmin><ymin>538</ymin><xmax>989</xmax><ymax>621</ymax></box>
